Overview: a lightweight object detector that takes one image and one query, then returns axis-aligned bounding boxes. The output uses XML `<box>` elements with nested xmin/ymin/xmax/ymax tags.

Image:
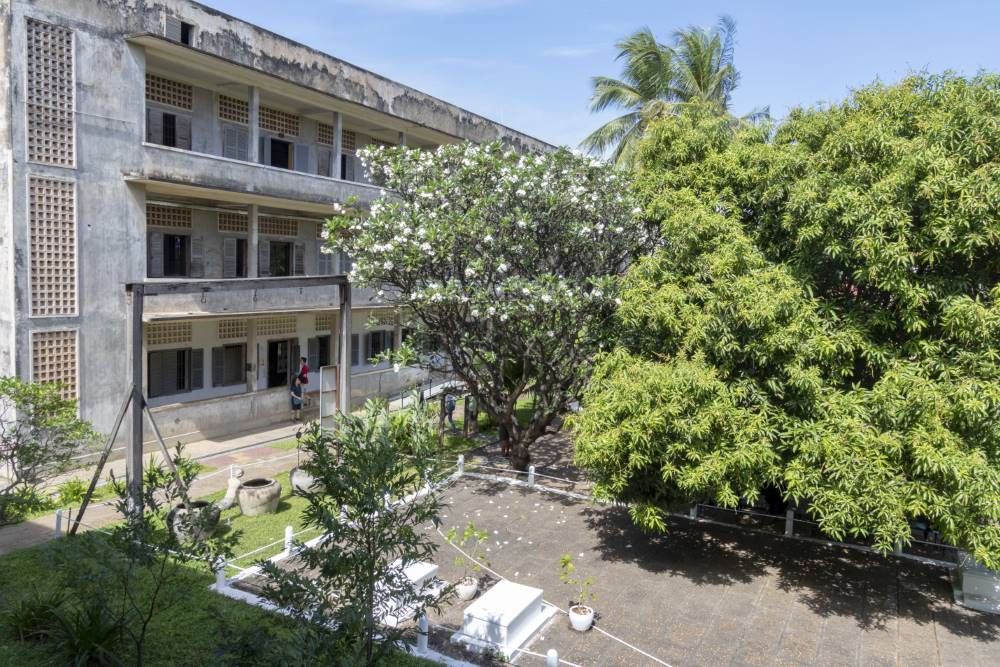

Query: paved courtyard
<box><xmin>422</xmin><ymin>478</ymin><xmax>1000</xmax><ymax>667</ymax></box>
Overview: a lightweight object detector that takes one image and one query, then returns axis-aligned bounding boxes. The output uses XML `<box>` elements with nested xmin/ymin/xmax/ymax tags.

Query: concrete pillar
<box><xmin>245</xmin><ymin>317</ymin><xmax>258</xmax><ymax>392</ymax></box>
<box><xmin>127</xmin><ymin>285</ymin><xmax>145</xmax><ymax>518</ymax></box>
<box><xmin>332</xmin><ymin>111</ymin><xmax>343</xmax><ymax>179</ymax></box>
<box><xmin>398</xmin><ymin>130</ymin><xmax>407</xmax><ymax>147</ymax></box>
<box><xmin>338</xmin><ymin>283</ymin><xmax>352</xmax><ymax>415</ymax></box>
<box><xmin>393</xmin><ymin>312</ymin><xmax>403</xmax><ymax>351</ymax></box>
<box><xmin>785</xmin><ymin>508</ymin><xmax>795</xmax><ymax>536</ymax></box>
<box><xmin>689</xmin><ymin>503</ymin><xmax>698</xmax><ymax>520</ymax></box>
<box><xmin>248</xmin><ymin>204</ymin><xmax>259</xmax><ymax>277</ymax></box>
<box><xmin>248</xmin><ymin>86</ymin><xmax>261</xmax><ymax>163</ymax></box>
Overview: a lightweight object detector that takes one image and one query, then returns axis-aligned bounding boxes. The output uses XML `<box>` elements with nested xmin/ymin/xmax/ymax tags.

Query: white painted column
<box><xmin>245</xmin><ymin>317</ymin><xmax>258</xmax><ymax>393</ymax></box>
<box><xmin>248</xmin><ymin>86</ymin><xmax>261</xmax><ymax>163</ymax></box>
<box><xmin>338</xmin><ymin>283</ymin><xmax>352</xmax><ymax>415</ymax></box>
<box><xmin>332</xmin><ymin>111</ymin><xmax>343</xmax><ymax>179</ymax></box>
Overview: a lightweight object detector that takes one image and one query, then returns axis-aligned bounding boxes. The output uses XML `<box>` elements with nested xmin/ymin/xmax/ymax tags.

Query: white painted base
<box><xmin>380</xmin><ymin>560</ymin><xmax>446</xmax><ymax>627</ymax></box>
<box><xmin>450</xmin><ymin>580</ymin><xmax>558</xmax><ymax>658</ymax></box>
<box><xmin>953</xmin><ymin>554</ymin><xmax>1000</xmax><ymax>614</ymax></box>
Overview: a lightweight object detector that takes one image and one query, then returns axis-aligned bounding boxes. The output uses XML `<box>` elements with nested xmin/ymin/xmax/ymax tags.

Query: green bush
<box><xmin>3</xmin><ymin>588</ymin><xmax>65</xmax><ymax>643</ymax></box>
<box><xmin>55</xmin><ymin>478</ymin><xmax>88</xmax><ymax>507</ymax></box>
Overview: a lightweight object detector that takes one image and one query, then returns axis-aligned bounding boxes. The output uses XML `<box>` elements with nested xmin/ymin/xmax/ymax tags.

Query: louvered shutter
<box><xmin>317</xmin><ymin>148</ymin><xmax>331</xmax><ymax>177</ymax></box>
<box><xmin>222</xmin><ymin>237</ymin><xmax>238</xmax><ymax>279</ymax></box>
<box><xmin>146</xmin><ymin>108</ymin><xmax>163</xmax><ymax>144</ymax></box>
<box><xmin>290</xmin><ymin>340</ymin><xmax>300</xmax><ymax>378</ymax></box>
<box><xmin>189</xmin><ymin>235</ymin><xmax>204</xmax><ymax>278</ymax></box>
<box><xmin>258</xmin><ymin>242</ymin><xmax>270</xmax><ymax>277</ymax></box>
<box><xmin>307</xmin><ymin>338</ymin><xmax>319</xmax><ymax>372</ymax></box>
<box><xmin>237</xmin><ymin>127</ymin><xmax>248</xmax><ymax>161</ymax></box>
<box><xmin>351</xmin><ymin>334</ymin><xmax>359</xmax><ymax>366</ymax></box>
<box><xmin>212</xmin><ymin>347</ymin><xmax>224</xmax><ymax>387</ymax></box>
<box><xmin>294</xmin><ymin>144</ymin><xmax>310</xmax><ymax>173</ymax></box>
<box><xmin>162</xmin><ymin>350</ymin><xmax>179</xmax><ymax>395</ymax></box>
<box><xmin>317</xmin><ymin>250</ymin><xmax>332</xmax><ymax>275</ymax></box>
<box><xmin>293</xmin><ymin>243</ymin><xmax>306</xmax><ymax>276</ymax></box>
<box><xmin>165</xmin><ymin>16</ymin><xmax>183</xmax><ymax>42</ymax></box>
<box><xmin>258</xmin><ymin>137</ymin><xmax>268</xmax><ymax>165</ymax></box>
<box><xmin>148</xmin><ymin>351</ymin><xmax>163</xmax><ymax>398</ymax></box>
<box><xmin>176</xmin><ymin>115</ymin><xmax>192</xmax><ymax>150</ymax></box>
<box><xmin>147</xmin><ymin>231</ymin><xmax>164</xmax><ymax>278</ymax></box>
<box><xmin>364</xmin><ymin>333</ymin><xmax>372</xmax><ymax>362</ymax></box>
<box><xmin>191</xmin><ymin>349</ymin><xmax>204</xmax><ymax>390</ymax></box>
<box><xmin>222</xmin><ymin>125</ymin><xmax>238</xmax><ymax>159</ymax></box>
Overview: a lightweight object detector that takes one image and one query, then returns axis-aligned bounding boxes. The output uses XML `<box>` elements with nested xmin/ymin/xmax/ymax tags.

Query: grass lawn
<box><xmin>0</xmin><ymin>534</ymin><xmax>437</xmax><ymax>666</ymax></box>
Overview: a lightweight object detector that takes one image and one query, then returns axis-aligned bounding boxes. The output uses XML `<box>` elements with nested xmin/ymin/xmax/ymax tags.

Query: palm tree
<box><xmin>582</xmin><ymin>16</ymin><xmax>765</xmax><ymax>168</ymax></box>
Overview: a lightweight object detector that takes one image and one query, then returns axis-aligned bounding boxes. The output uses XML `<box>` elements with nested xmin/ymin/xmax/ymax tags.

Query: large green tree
<box><xmin>574</xmin><ymin>74</ymin><xmax>1000</xmax><ymax>566</ymax></box>
<box><xmin>581</xmin><ymin>16</ymin><xmax>765</xmax><ymax>168</ymax></box>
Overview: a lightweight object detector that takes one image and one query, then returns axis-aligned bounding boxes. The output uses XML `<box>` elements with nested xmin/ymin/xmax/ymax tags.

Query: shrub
<box><xmin>3</xmin><ymin>588</ymin><xmax>66</xmax><ymax>642</ymax></box>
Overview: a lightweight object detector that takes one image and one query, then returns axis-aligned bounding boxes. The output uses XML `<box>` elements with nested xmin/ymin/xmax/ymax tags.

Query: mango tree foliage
<box><xmin>573</xmin><ymin>74</ymin><xmax>1000</xmax><ymax>566</ymax></box>
<box><xmin>327</xmin><ymin>142</ymin><xmax>653</xmax><ymax>470</ymax></box>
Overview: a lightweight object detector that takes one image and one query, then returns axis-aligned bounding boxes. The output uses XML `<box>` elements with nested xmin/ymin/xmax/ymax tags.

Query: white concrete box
<box><xmin>452</xmin><ymin>580</ymin><xmax>556</xmax><ymax>657</ymax></box>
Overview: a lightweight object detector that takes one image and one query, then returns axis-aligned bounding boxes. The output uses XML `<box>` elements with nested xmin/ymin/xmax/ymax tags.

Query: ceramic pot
<box><xmin>238</xmin><ymin>478</ymin><xmax>281</xmax><ymax>516</ymax></box>
<box><xmin>290</xmin><ymin>466</ymin><xmax>324</xmax><ymax>494</ymax></box>
<box><xmin>167</xmin><ymin>501</ymin><xmax>221</xmax><ymax>541</ymax></box>
<box><xmin>455</xmin><ymin>576</ymin><xmax>479</xmax><ymax>601</ymax></box>
<box><xmin>568</xmin><ymin>605</ymin><xmax>594</xmax><ymax>632</ymax></box>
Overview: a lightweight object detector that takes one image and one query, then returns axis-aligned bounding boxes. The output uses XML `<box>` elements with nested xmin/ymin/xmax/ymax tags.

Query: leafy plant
<box><xmin>47</xmin><ymin>600</ymin><xmax>125</xmax><ymax>667</ymax></box>
<box><xmin>259</xmin><ymin>400</ymin><xmax>449</xmax><ymax>666</ymax></box>
<box><xmin>3</xmin><ymin>587</ymin><xmax>66</xmax><ymax>642</ymax></box>
<box><xmin>0</xmin><ymin>377</ymin><xmax>97</xmax><ymax>525</ymax></box>
<box><xmin>559</xmin><ymin>554</ymin><xmax>595</xmax><ymax>608</ymax></box>
<box><xmin>56</xmin><ymin>478</ymin><xmax>88</xmax><ymax>507</ymax></box>
<box><xmin>446</xmin><ymin>522</ymin><xmax>490</xmax><ymax>581</ymax></box>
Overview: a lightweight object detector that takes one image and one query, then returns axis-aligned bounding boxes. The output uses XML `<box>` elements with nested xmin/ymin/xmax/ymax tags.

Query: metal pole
<box><xmin>338</xmin><ymin>283</ymin><xmax>352</xmax><ymax>416</ymax></box>
<box><xmin>128</xmin><ymin>284</ymin><xmax>145</xmax><ymax>519</ymax></box>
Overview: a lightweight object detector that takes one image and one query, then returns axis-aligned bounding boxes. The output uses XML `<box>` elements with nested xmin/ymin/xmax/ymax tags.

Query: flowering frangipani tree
<box><xmin>325</xmin><ymin>141</ymin><xmax>654</xmax><ymax>470</ymax></box>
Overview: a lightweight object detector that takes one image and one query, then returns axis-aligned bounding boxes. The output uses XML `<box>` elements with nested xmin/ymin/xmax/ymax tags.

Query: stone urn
<box><xmin>238</xmin><ymin>478</ymin><xmax>281</xmax><ymax>516</ymax></box>
<box><xmin>167</xmin><ymin>500</ymin><xmax>221</xmax><ymax>541</ymax></box>
<box><xmin>290</xmin><ymin>466</ymin><xmax>324</xmax><ymax>494</ymax></box>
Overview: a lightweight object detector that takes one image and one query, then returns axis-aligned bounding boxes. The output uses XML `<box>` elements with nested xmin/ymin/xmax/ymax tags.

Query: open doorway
<box><xmin>267</xmin><ymin>338</ymin><xmax>299</xmax><ymax>388</ymax></box>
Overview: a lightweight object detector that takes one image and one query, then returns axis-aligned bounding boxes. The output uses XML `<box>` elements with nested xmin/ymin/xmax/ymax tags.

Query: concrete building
<box><xmin>0</xmin><ymin>0</ymin><xmax>550</xmax><ymax>445</ymax></box>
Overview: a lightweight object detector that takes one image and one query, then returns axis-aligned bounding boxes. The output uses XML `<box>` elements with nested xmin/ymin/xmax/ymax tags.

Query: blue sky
<box><xmin>207</xmin><ymin>0</ymin><xmax>1000</xmax><ymax>148</ymax></box>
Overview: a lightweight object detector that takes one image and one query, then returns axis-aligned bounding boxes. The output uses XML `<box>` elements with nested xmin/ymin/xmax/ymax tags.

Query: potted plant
<box><xmin>446</xmin><ymin>522</ymin><xmax>490</xmax><ymax>601</ymax></box>
<box><xmin>560</xmin><ymin>554</ymin><xmax>595</xmax><ymax>631</ymax></box>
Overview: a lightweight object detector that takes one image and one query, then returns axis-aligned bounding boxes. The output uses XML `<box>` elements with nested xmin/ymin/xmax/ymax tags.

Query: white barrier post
<box><xmin>284</xmin><ymin>525</ymin><xmax>294</xmax><ymax>556</ymax></box>
<box><xmin>894</xmin><ymin>539</ymin><xmax>903</xmax><ymax>555</ymax></box>
<box><xmin>416</xmin><ymin>614</ymin><xmax>429</xmax><ymax>654</ymax></box>
<box><xmin>214</xmin><ymin>559</ymin><xmax>227</xmax><ymax>589</ymax></box>
<box><xmin>457</xmin><ymin>454</ymin><xmax>464</xmax><ymax>475</ymax></box>
<box><xmin>528</xmin><ymin>465</ymin><xmax>536</xmax><ymax>487</ymax></box>
<box><xmin>689</xmin><ymin>503</ymin><xmax>698</xmax><ymax>519</ymax></box>
<box><xmin>229</xmin><ymin>464</ymin><xmax>236</xmax><ymax>479</ymax></box>
<box><xmin>54</xmin><ymin>509</ymin><xmax>63</xmax><ymax>538</ymax></box>
<box><xmin>785</xmin><ymin>508</ymin><xmax>795</xmax><ymax>536</ymax></box>
<box><xmin>546</xmin><ymin>648</ymin><xmax>558</xmax><ymax>666</ymax></box>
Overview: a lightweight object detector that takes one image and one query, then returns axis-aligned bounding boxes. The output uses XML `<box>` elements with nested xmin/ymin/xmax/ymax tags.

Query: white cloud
<box><xmin>335</xmin><ymin>0</ymin><xmax>519</xmax><ymax>13</ymax></box>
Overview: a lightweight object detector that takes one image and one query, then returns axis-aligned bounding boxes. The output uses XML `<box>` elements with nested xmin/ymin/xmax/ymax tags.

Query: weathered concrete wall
<box><xmin>0</xmin><ymin>0</ymin><xmax>14</xmax><ymax>377</ymax></box>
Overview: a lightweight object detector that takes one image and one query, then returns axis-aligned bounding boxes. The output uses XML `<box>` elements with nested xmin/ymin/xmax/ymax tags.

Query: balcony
<box><xmin>142</xmin><ymin>279</ymin><xmax>343</xmax><ymax>320</ymax></box>
<box><xmin>130</xmin><ymin>143</ymin><xmax>382</xmax><ymax>211</ymax></box>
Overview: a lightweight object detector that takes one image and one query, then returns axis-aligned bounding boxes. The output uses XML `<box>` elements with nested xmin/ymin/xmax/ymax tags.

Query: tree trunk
<box><xmin>510</xmin><ymin>440</ymin><xmax>530</xmax><ymax>472</ymax></box>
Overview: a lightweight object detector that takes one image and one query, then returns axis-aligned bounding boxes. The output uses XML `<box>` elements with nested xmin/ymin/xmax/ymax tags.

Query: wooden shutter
<box><xmin>290</xmin><ymin>340</ymin><xmax>300</xmax><ymax>378</ymax></box>
<box><xmin>165</xmin><ymin>16</ymin><xmax>183</xmax><ymax>42</ymax></box>
<box><xmin>222</xmin><ymin>237</ymin><xmax>238</xmax><ymax>278</ymax></box>
<box><xmin>351</xmin><ymin>334</ymin><xmax>359</xmax><ymax>366</ymax></box>
<box><xmin>293</xmin><ymin>243</ymin><xmax>306</xmax><ymax>276</ymax></box>
<box><xmin>237</xmin><ymin>127</ymin><xmax>248</xmax><ymax>161</ymax></box>
<box><xmin>212</xmin><ymin>346</ymin><xmax>224</xmax><ymax>387</ymax></box>
<box><xmin>364</xmin><ymin>333</ymin><xmax>372</xmax><ymax>362</ymax></box>
<box><xmin>191</xmin><ymin>348</ymin><xmax>204</xmax><ymax>390</ymax></box>
<box><xmin>317</xmin><ymin>250</ymin><xmax>332</xmax><ymax>275</ymax></box>
<box><xmin>258</xmin><ymin>241</ymin><xmax>270</xmax><ymax>277</ymax></box>
<box><xmin>148</xmin><ymin>351</ymin><xmax>163</xmax><ymax>398</ymax></box>
<box><xmin>258</xmin><ymin>136</ymin><xmax>268</xmax><ymax>165</ymax></box>
<box><xmin>307</xmin><ymin>337</ymin><xmax>319</xmax><ymax>372</ymax></box>
<box><xmin>223</xmin><ymin>125</ymin><xmax>249</xmax><ymax>160</ymax></box>
<box><xmin>294</xmin><ymin>143</ymin><xmax>310</xmax><ymax>172</ymax></box>
<box><xmin>317</xmin><ymin>148</ymin><xmax>331</xmax><ymax>177</ymax></box>
<box><xmin>176</xmin><ymin>115</ymin><xmax>192</xmax><ymax>150</ymax></box>
<box><xmin>147</xmin><ymin>231</ymin><xmax>164</xmax><ymax>278</ymax></box>
<box><xmin>189</xmin><ymin>235</ymin><xmax>204</xmax><ymax>278</ymax></box>
<box><xmin>146</xmin><ymin>108</ymin><xmax>163</xmax><ymax>144</ymax></box>
<box><xmin>342</xmin><ymin>154</ymin><xmax>355</xmax><ymax>181</ymax></box>
<box><xmin>162</xmin><ymin>350</ymin><xmax>179</xmax><ymax>395</ymax></box>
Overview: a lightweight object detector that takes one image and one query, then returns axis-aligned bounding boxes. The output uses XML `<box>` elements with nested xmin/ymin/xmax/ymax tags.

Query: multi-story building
<box><xmin>0</xmin><ymin>0</ymin><xmax>551</xmax><ymax>445</ymax></box>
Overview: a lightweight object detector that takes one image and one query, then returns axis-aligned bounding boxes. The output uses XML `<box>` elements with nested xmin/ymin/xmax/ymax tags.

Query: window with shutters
<box><xmin>317</xmin><ymin>248</ymin><xmax>334</xmax><ymax>275</ymax></box>
<box><xmin>268</xmin><ymin>241</ymin><xmax>292</xmax><ymax>277</ymax></box>
<box><xmin>338</xmin><ymin>251</ymin><xmax>353</xmax><ymax>274</ymax></box>
<box><xmin>29</xmin><ymin>176</ymin><xmax>77</xmax><ymax>317</ymax></box>
<box><xmin>31</xmin><ymin>330</ymin><xmax>78</xmax><ymax>400</ymax></box>
<box><xmin>222</xmin><ymin>237</ymin><xmax>247</xmax><ymax>278</ymax></box>
<box><xmin>222</xmin><ymin>123</ymin><xmax>250</xmax><ymax>161</ymax></box>
<box><xmin>26</xmin><ymin>18</ymin><xmax>74</xmax><ymax>167</ymax></box>
<box><xmin>293</xmin><ymin>143</ymin><xmax>310</xmax><ymax>173</ymax></box>
<box><xmin>350</xmin><ymin>333</ymin><xmax>360</xmax><ymax>366</ymax></box>
<box><xmin>293</xmin><ymin>243</ymin><xmax>306</xmax><ymax>276</ymax></box>
<box><xmin>317</xmin><ymin>147</ymin><xmax>333</xmax><ymax>177</ymax></box>
<box><xmin>368</xmin><ymin>330</ymin><xmax>394</xmax><ymax>360</ymax></box>
<box><xmin>146</xmin><ymin>107</ymin><xmax>191</xmax><ymax>149</ymax></box>
<box><xmin>163</xmin><ymin>16</ymin><xmax>195</xmax><ymax>46</ymax></box>
<box><xmin>148</xmin><ymin>348</ymin><xmax>193</xmax><ymax>398</ymax></box>
<box><xmin>212</xmin><ymin>344</ymin><xmax>246</xmax><ymax>387</ymax></box>
<box><xmin>307</xmin><ymin>336</ymin><xmax>331</xmax><ymax>371</ymax></box>
<box><xmin>162</xmin><ymin>234</ymin><xmax>189</xmax><ymax>277</ymax></box>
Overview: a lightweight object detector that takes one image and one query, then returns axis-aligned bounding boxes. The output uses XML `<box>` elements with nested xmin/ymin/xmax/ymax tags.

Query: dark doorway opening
<box><xmin>267</xmin><ymin>338</ymin><xmax>299</xmax><ymax>388</ymax></box>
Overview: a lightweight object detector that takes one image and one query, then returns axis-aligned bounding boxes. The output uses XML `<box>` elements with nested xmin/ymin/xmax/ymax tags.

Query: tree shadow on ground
<box><xmin>582</xmin><ymin>504</ymin><xmax>1000</xmax><ymax>640</ymax></box>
